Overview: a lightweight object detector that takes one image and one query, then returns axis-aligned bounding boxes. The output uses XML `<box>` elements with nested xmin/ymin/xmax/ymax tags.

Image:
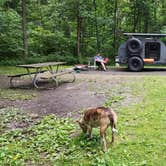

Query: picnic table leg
<box><xmin>9</xmin><ymin>77</ymin><xmax>15</xmax><ymax>88</ymax></box>
<box><xmin>66</xmin><ymin>72</ymin><xmax>76</xmax><ymax>83</ymax></box>
<box><xmin>71</xmin><ymin>72</ymin><xmax>76</xmax><ymax>82</ymax></box>
<box><xmin>26</xmin><ymin>68</ymin><xmax>33</xmax><ymax>80</ymax></box>
<box><xmin>55</xmin><ymin>64</ymin><xmax>59</xmax><ymax>73</ymax></box>
<box><xmin>47</xmin><ymin>65</ymin><xmax>59</xmax><ymax>86</ymax></box>
<box><xmin>32</xmin><ymin>68</ymin><xmax>41</xmax><ymax>88</ymax></box>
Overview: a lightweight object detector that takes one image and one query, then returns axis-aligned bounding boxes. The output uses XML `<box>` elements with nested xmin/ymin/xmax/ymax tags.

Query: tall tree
<box><xmin>22</xmin><ymin>0</ymin><xmax>28</xmax><ymax>60</ymax></box>
<box><xmin>93</xmin><ymin>0</ymin><xmax>100</xmax><ymax>52</ymax></box>
<box><xmin>1</xmin><ymin>0</ymin><xmax>166</xmax><ymax>64</ymax></box>
<box><xmin>113</xmin><ymin>0</ymin><xmax>118</xmax><ymax>56</ymax></box>
<box><xmin>76</xmin><ymin>0</ymin><xmax>82</xmax><ymax>59</ymax></box>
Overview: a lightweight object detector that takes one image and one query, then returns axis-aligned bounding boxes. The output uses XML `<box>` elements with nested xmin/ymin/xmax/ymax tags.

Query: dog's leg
<box><xmin>87</xmin><ymin>127</ymin><xmax>92</xmax><ymax>138</ymax></box>
<box><xmin>111</xmin><ymin>123</ymin><xmax>117</xmax><ymax>144</ymax></box>
<box><xmin>100</xmin><ymin>125</ymin><xmax>107</xmax><ymax>151</ymax></box>
<box><xmin>111</xmin><ymin>129</ymin><xmax>115</xmax><ymax>144</ymax></box>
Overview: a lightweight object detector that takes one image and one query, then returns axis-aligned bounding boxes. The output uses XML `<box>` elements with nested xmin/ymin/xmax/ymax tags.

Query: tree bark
<box><xmin>132</xmin><ymin>1</ymin><xmax>136</xmax><ymax>32</ymax></box>
<box><xmin>22</xmin><ymin>0</ymin><xmax>28</xmax><ymax>60</ymax></box>
<box><xmin>94</xmin><ymin>0</ymin><xmax>100</xmax><ymax>52</ymax></box>
<box><xmin>113</xmin><ymin>0</ymin><xmax>118</xmax><ymax>56</ymax></box>
<box><xmin>76</xmin><ymin>1</ymin><xmax>82</xmax><ymax>60</ymax></box>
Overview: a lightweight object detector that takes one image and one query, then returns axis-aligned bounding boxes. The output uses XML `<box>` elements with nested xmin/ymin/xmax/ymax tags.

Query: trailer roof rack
<box><xmin>123</xmin><ymin>33</ymin><xmax>166</xmax><ymax>38</ymax></box>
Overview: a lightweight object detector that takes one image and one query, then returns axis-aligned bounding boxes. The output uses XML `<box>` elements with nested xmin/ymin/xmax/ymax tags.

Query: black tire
<box><xmin>127</xmin><ymin>38</ymin><xmax>143</xmax><ymax>53</ymax></box>
<box><xmin>128</xmin><ymin>57</ymin><xmax>143</xmax><ymax>72</ymax></box>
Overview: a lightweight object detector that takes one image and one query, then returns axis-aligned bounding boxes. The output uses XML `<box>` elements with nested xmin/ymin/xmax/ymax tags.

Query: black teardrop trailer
<box><xmin>115</xmin><ymin>33</ymin><xmax>166</xmax><ymax>71</ymax></box>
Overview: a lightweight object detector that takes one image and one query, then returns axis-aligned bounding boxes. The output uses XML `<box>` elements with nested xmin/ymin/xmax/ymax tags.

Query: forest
<box><xmin>0</xmin><ymin>1</ymin><xmax>166</xmax><ymax>165</ymax></box>
<box><xmin>0</xmin><ymin>0</ymin><xmax>166</xmax><ymax>65</ymax></box>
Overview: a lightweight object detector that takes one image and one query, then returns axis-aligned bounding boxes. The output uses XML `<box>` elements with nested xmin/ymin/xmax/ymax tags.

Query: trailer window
<box><xmin>145</xmin><ymin>42</ymin><xmax>160</xmax><ymax>61</ymax></box>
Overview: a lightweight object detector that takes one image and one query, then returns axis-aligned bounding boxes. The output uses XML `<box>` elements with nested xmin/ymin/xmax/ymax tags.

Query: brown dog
<box><xmin>77</xmin><ymin>106</ymin><xmax>117</xmax><ymax>151</ymax></box>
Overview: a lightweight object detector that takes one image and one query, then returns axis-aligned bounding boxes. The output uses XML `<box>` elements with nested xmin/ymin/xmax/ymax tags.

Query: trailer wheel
<box><xmin>128</xmin><ymin>56</ymin><xmax>143</xmax><ymax>72</ymax></box>
<box><xmin>127</xmin><ymin>38</ymin><xmax>142</xmax><ymax>53</ymax></box>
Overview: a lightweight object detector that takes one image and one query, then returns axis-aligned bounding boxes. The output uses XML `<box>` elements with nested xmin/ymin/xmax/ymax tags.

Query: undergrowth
<box><xmin>0</xmin><ymin>89</ymin><xmax>37</xmax><ymax>100</ymax></box>
<box><xmin>0</xmin><ymin>76</ymin><xmax>166</xmax><ymax>165</ymax></box>
<box><xmin>0</xmin><ymin>65</ymin><xmax>73</xmax><ymax>76</ymax></box>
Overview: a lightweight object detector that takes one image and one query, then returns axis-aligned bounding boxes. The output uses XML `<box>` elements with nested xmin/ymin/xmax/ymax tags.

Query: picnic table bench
<box><xmin>8</xmin><ymin>62</ymin><xmax>76</xmax><ymax>88</ymax></box>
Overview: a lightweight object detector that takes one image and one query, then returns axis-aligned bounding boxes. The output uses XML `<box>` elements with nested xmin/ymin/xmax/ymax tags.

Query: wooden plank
<box><xmin>8</xmin><ymin>70</ymin><xmax>47</xmax><ymax>78</ymax></box>
<box><xmin>40</xmin><ymin>71</ymin><xmax>74</xmax><ymax>79</ymax></box>
<box><xmin>17</xmin><ymin>62</ymin><xmax>66</xmax><ymax>68</ymax></box>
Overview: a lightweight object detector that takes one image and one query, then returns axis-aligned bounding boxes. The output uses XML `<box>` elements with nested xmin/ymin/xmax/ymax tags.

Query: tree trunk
<box><xmin>113</xmin><ymin>0</ymin><xmax>118</xmax><ymax>56</ymax></box>
<box><xmin>76</xmin><ymin>1</ymin><xmax>82</xmax><ymax>61</ymax></box>
<box><xmin>132</xmin><ymin>1</ymin><xmax>136</xmax><ymax>32</ymax></box>
<box><xmin>22</xmin><ymin>0</ymin><xmax>28</xmax><ymax>60</ymax></box>
<box><xmin>93</xmin><ymin>0</ymin><xmax>100</xmax><ymax>52</ymax></box>
<box><xmin>144</xmin><ymin>16</ymin><xmax>149</xmax><ymax>33</ymax></box>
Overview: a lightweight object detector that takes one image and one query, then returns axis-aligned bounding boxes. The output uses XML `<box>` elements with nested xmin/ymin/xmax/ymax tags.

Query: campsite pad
<box><xmin>0</xmin><ymin>68</ymin><xmax>166</xmax><ymax>118</ymax></box>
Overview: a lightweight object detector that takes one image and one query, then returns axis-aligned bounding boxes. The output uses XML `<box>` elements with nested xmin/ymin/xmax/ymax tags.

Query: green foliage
<box><xmin>0</xmin><ymin>65</ymin><xmax>72</xmax><ymax>76</ymax></box>
<box><xmin>0</xmin><ymin>66</ymin><xmax>29</xmax><ymax>75</ymax></box>
<box><xmin>0</xmin><ymin>107</ymin><xmax>32</xmax><ymax>133</ymax></box>
<box><xmin>0</xmin><ymin>8</ymin><xmax>22</xmax><ymax>57</ymax></box>
<box><xmin>1</xmin><ymin>0</ymin><xmax>166</xmax><ymax>65</ymax></box>
<box><xmin>0</xmin><ymin>88</ymin><xmax>37</xmax><ymax>100</ymax></box>
<box><xmin>104</xmin><ymin>95</ymin><xmax>125</xmax><ymax>107</ymax></box>
<box><xmin>0</xmin><ymin>76</ymin><xmax>166</xmax><ymax>165</ymax></box>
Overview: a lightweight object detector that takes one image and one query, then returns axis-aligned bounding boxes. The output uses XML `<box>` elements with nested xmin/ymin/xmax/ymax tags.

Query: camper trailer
<box><xmin>115</xmin><ymin>33</ymin><xmax>166</xmax><ymax>71</ymax></box>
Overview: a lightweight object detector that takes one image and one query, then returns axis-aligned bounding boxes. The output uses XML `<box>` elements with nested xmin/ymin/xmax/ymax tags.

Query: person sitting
<box><xmin>94</xmin><ymin>53</ymin><xmax>108</xmax><ymax>71</ymax></box>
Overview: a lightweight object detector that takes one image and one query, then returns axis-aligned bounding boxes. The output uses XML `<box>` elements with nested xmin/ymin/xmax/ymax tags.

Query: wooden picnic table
<box><xmin>9</xmin><ymin>62</ymin><xmax>75</xmax><ymax>88</ymax></box>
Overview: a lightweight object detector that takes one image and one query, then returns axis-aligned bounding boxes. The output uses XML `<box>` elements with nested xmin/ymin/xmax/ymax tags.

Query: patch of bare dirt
<box><xmin>0</xmin><ymin>75</ymin><xmax>10</xmax><ymax>88</ymax></box>
<box><xmin>1</xmin><ymin>68</ymin><xmax>164</xmax><ymax>118</ymax></box>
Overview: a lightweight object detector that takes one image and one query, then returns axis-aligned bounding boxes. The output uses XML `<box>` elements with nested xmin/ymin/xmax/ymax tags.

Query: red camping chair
<box><xmin>103</xmin><ymin>57</ymin><xmax>109</xmax><ymax>64</ymax></box>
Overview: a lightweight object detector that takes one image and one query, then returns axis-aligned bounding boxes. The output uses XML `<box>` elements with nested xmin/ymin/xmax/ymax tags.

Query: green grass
<box><xmin>0</xmin><ymin>65</ymin><xmax>72</xmax><ymax>100</ymax></box>
<box><xmin>0</xmin><ymin>88</ymin><xmax>37</xmax><ymax>100</ymax></box>
<box><xmin>120</xmin><ymin>77</ymin><xmax>166</xmax><ymax>165</ymax></box>
<box><xmin>0</xmin><ymin>64</ymin><xmax>166</xmax><ymax>76</ymax></box>
<box><xmin>0</xmin><ymin>66</ymin><xmax>27</xmax><ymax>75</ymax></box>
<box><xmin>0</xmin><ymin>65</ymin><xmax>74</xmax><ymax>76</ymax></box>
<box><xmin>0</xmin><ymin>76</ymin><xmax>166</xmax><ymax>165</ymax></box>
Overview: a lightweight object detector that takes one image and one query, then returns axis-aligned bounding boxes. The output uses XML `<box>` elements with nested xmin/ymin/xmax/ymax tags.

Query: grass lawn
<box><xmin>0</xmin><ymin>66</ymin><xmax>27</xmax><ymax>75</ymax></box>
<box><xmin>0</xmin><ymin>67</ymin><xmax>166</xmax><ymax>165</ymax></box>
<box><xmin>0</xmin><ymin>65</ymin><xmax>73</xmax><ymax>76</ymax></box>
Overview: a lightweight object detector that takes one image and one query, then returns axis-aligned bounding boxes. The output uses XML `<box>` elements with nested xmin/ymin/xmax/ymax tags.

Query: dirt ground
<box><xmin>0</xmin><ymin>68</ymin><xmax>166</xmax><ymax>118</ymax></box>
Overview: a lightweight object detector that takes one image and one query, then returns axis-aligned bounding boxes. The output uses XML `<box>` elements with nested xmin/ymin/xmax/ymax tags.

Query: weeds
<box><xmin>0</xmin><ymin>74</ymin><xmax>166</xmax><ymax>165</ymax></box>
<box><xmin>0</xmin><ymin>89</ymin><xmax>37</xmax><ymax>100</ymax></box>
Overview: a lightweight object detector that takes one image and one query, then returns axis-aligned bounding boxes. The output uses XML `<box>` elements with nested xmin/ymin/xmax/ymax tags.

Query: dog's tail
<box><xmin>108</xmin><ymin>110</ymin><xmax>118</xmax><ymax>133</ymax></box>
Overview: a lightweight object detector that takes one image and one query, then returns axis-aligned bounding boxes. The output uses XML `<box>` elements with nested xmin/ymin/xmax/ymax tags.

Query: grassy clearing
<box><xmin>0</xmin><ymin>65</ymin><xmax>71</xmax><ymax>100</ymax></box>
<box><xmin>116</xmin><ymin>77</ymin><xmax>166</xmax><ymax>166</ymax></box>
<box><xmin>0</xmin><ymin>65</ymin><xmax>73</xmax><ymax>76</ymax></box>
<box><xmin>0</xmin><ymin>66</ymin><xmax>27</xmax><ymax>75</ymax></box>
<box><xmin>0</xmin><ymin>65</ymin><xmax>166</xmax><ymax>76</ymax></box>
<box><xmin>0</xmin><ymin>89</ymin><xmax>37</xmax><ymax>100</ymax></box>
<box><xmin>0</xmin><ymin>76</ymin><xmax>166</xmax><ymax>165</ymax></box>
